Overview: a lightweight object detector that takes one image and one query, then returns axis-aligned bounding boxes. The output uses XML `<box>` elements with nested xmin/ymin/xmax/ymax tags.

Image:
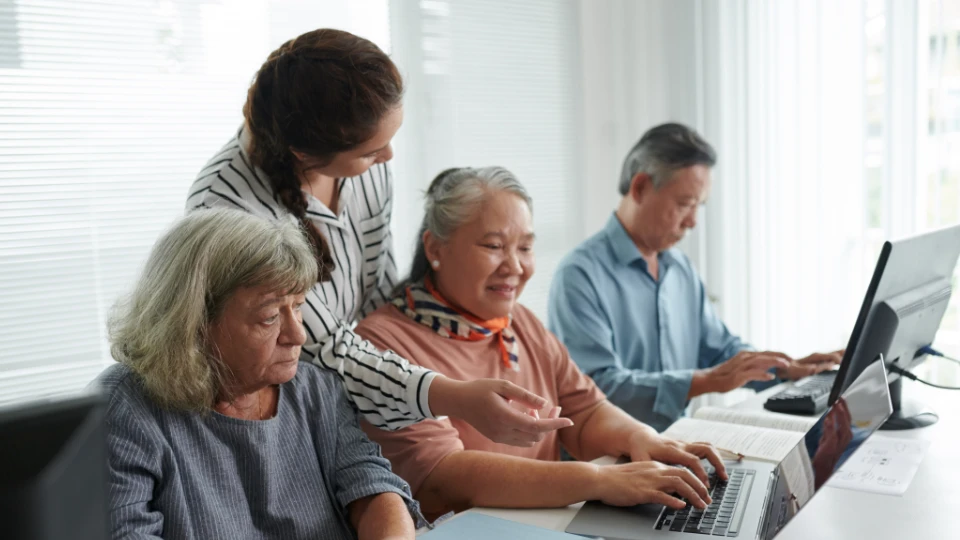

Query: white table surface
<box><xmin>439</xmin><ymin>378</ymin><xmax>958</xmax><ymax>539</ymax></box>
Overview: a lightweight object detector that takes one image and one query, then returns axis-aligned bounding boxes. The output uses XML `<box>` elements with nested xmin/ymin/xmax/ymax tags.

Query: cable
<box><xmin>887</xmin><ymin>363</ymin><xmax>960</xmax><ymax>391</ymax></box>
<box><xmin>918</xmin><ymin>345</ymin><xmax>960</xmax><ymax>368</ymax></box>
<box><xmin>937</xmin><ymin>355</ymin><xmax>960</xmax><ymax>368</ymax></box>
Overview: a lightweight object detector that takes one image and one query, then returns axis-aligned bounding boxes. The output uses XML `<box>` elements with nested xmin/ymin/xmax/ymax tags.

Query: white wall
<box><xmin>577</xmin><ymin>0</ymin><xmax>710</xmax><ymax>272</ymax></box>
<box><xmin>576</xmin><ymin>0</ymin><xmax>756</xmax><ymax>407</ymax></box>
<box><xmin>389</xmin><ymin>0</ymin><xmax>583</xmax><ymax>318</ymax></box>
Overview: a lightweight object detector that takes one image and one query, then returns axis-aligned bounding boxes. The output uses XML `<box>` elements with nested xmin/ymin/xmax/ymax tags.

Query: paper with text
<box><xmin>826</xmin><ymin>435</ymin><xmax>930</xmax><ymax>496</ymax></box>
<box><xmin>693</xmin><ymin>406</ymin><xmax>820</xmax><ymax>433</ymax></box>
<box><xmin>663</xmin><ymin>417</ymin><xmax>805</xmax><ymax>462</ymax></box>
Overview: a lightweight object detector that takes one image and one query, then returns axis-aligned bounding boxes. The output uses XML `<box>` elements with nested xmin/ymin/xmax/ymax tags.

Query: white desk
<box><xmin>453</xmin><ymin>379</ymin><xmax>959</xmax><ymax>539</ymax></box>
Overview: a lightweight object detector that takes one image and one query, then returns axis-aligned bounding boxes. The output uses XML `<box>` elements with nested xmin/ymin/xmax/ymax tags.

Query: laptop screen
<box><xmin>761</xmin><ymin>359</ymin><xmax>893</xmax><ymax>539</ymax></box>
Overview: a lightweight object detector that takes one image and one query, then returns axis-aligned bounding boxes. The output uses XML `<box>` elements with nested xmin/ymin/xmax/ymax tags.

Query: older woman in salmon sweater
<box><xmin>356</xmin><ymin>167</ymin><xmax>726</xmax><ymax>520</ymax></box>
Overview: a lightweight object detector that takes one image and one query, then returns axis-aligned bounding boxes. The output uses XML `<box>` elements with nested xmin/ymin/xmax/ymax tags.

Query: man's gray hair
<box><xmin>618</xmin><ymin>122</ymin><xmax>717</xmax><ymax>195</ymax></box>
<box><xmin>108</xmin><ymin>208</ymin><xmax>317</xmax><ymax>411</ymax></box>
<box><xmin>401</xmin><ymin>166</ymin><xmax>533</xmax><ymax>289</ymax></box>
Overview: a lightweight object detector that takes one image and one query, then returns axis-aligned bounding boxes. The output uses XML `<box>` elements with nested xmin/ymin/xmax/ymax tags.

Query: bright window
<box><xmin>0</xmin><ymin>0</ymin><xmax>390</xmax><ymax>404</ymax></box>
<box><xmin>919</xmin><ymin>0</ymin><xmax>960</xmax><ymax>383</ymax></box>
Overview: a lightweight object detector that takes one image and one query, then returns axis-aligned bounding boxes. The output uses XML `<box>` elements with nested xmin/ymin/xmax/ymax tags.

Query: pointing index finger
<box><xmin>507</xmin><ymin>410</ymin><xmax>574</xmax><ymax>435</ymax></box>
<box><xmin>529</xmin><ymin>416</ymin><xmax>575</xmax><ymax>434</ymax></box>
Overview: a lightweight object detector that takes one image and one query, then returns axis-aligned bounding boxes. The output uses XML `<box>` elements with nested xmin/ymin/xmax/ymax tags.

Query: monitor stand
<box><xmin>880</xmin><ymin>377</ymin><xmax>939</xmax><ymax>431</ymax></box>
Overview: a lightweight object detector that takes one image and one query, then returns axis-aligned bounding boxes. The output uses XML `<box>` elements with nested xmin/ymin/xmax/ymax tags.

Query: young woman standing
<box><xmin>185</xmin><ymin>28</ymin><xmax>568</xmax><ymax>445</ymax></box>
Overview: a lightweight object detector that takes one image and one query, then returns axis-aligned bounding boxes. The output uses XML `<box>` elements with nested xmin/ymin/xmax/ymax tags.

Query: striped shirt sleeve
<box><xmin>300</xmin><ymin>284</ymin><xmax>438</xmax><ymax>430</ymax></box>
<box><xmin>188</xmin><ymin>188</ymin><xmax>254</xmax><ymax>213</ymax></box>
<box><xmin>186</xmin><ymin>165</ymin><xmax>273</xmax><ymax>217</ymax></box>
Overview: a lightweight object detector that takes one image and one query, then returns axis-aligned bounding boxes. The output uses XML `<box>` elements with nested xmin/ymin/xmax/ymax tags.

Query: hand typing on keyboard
<box><xmin>592</xmin><ymin>460</ymin><xmax>712</xmax><ymax>510</ymax></box>
<box><xmin>689</xmin><ymin>351</ymin><xmax>791</xmax><ymax>397</ymax></box>
<box><xmin>775</xmin><ymin>349</ymin><xmax>844</xmax><ymax>380</ymax></box>
<box><xmin>626</xmin><ymin>431</ymin><xmax>728</xmax><ymax>484</ymax></box>
<box><xmin>655</xmin><ymin>468</ymin><xmax>753</xmax><ymax>536</ymax></box>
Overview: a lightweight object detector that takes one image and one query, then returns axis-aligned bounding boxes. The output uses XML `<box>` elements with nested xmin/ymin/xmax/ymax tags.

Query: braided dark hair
<box><xmin>243</xmin><ymin>29</ymin><xmax>404</xmax><ymax>281</ymax></box>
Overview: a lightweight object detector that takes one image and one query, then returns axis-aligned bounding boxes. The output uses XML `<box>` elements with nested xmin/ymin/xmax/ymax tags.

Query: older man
<box><xmin>548</xmin><ymin>123</ymin><xmax>841</xmax><ymax>432</ymax></box>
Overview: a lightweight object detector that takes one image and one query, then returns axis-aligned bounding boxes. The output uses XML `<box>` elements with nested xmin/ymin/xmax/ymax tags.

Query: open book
<box><xmin>662</xmin><ymin>406</ymin><xmax>819</xmax><ymax>463</ymax></box>
<box><xmin>663</xmin><ymin>406</ymin><xmax>820</xmax><ymax>505</ymax></box>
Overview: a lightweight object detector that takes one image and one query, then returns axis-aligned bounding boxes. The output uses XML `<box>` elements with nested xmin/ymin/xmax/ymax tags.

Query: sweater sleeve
<box><xmin>103</xmin><ymin>391</ymin><xmax>165</xmax><ymax>539</ymax></box>
<box><xmin>329</xmin><ymin>378</ymin><xmax>427</xmax><ymax>528</ymax></box>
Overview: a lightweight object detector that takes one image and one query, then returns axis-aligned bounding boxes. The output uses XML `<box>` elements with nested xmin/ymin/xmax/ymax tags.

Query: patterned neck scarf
<box><xmin>392</xmin><ymin>279</ymin><xmax>520</xmax><ymax>371</ymax></box>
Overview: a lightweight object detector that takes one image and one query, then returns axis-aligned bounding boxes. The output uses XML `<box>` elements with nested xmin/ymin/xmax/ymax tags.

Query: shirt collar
<box><xmin>603</xmin><ymin>213</ymin><xmax>678</xmax><ymax>270</ymax></box>
<box><xmin>305</xmin><ymin>184</ymin><xmax>349</xmax><ymax>229</ymax></box>
<box><xmin>604</xmin><ymin>213</ymin><xmax>644</xmax><ymax>266</ymax></box>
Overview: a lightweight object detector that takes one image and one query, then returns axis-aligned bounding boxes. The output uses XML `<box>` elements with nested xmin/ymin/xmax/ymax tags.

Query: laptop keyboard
<box><xmin>654</xmin><ymin>469</ymin><xmax>755</xmax><ymax>536</ymax></box>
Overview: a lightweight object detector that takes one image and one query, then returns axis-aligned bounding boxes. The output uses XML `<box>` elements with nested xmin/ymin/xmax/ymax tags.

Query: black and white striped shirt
<box><xmin>185</xmin><ymin>127</ymin><xmax>435</xmax><ymax>429</ymax></box>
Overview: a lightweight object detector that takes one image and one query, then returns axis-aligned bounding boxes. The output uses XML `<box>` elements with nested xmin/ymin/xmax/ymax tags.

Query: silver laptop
<box><xmin>566</xmin><ymin>359</ymin><xmax>893</xmax><ymax>539</ymax></box>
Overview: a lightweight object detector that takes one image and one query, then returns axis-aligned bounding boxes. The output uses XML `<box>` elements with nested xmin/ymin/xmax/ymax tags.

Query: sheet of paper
<box><xmin>663</xmin><ymin>417</ymin><xmax>805</xmax><ymax>462</ymax></box>
<box><xmin>694</xmin><ymin>406</ymin><xmax>820</xmax><ymax>433</ymax></box>
<box><xmin>826</xmin><ymin>435</ymin><xmax>931</xmax><ymax>496</ymax></box>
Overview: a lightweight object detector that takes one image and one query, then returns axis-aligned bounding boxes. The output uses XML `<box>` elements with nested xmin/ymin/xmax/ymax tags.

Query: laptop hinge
<box><xmin>755</xmin><ymin>470</ymin><xmax>778</xmax><ymax>539</ymax></box>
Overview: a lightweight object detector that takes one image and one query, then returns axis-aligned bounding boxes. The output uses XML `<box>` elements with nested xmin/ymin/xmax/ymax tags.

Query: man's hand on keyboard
<box><xmin>689</xmin><ymin>352</ymin><xmax>791</xmax><ymax>397</ymax></box>
<box><xmin>776</xmin><ymin>349</ymin><xmax>844</xmax><ymax>380</ymax></box>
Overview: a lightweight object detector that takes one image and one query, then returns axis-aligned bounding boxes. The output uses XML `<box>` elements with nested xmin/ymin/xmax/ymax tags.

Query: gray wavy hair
<box><xmin>619</xmin><ymin>122</ymin><xmax>717</xmax><ymax>195</ymax></box>
<box><xmin>109</xmin><ymin>208</ymin><xmax>317</xmax><ymax>411</ymax></box>
<box><xmin>401</xmin><ymin>166</ymin><xmax>533</xmax><ymax>290</ymax></box>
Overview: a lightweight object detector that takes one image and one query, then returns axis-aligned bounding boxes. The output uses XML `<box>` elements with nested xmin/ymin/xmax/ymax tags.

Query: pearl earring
<box><xmin>431</xmin><ymin>260</ymin><xmax>440</xmax><ymax>269</ymax></box>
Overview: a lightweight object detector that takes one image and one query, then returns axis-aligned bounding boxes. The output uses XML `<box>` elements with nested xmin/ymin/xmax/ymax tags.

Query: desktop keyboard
<box><xmin>763</xmin><ymin>370</ymin><xmax>837</xmax><ymax>415</ymax></box>
<box><xmin>654</xmin><ymin>469</ymin><xmax>754</xmax><ymax>537</ymax></box>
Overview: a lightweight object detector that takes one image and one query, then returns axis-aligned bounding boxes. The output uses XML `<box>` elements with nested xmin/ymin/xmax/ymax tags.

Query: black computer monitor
<box><xmin>0</xmin><ymin>392</ymin><xmax>108</xmax><ymax>540</ymax></box>
<box><xmin>828</xmin><ymin>223</ymin><xmax>960</xmax><ymax>430</ymax></box>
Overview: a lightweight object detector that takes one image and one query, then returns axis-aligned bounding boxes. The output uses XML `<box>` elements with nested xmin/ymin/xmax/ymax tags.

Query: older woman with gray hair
<box><xmin>98</xmin><ymin>208</ymin><xmax>420</xmax><ymax>539</ymax></box>
<box><xmin>355</xmin><ymin>167</ymin><xmax>726</xmax><ymax>520</ymax></box>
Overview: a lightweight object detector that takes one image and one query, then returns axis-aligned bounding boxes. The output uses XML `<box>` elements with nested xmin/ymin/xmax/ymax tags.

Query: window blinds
<box><xmin>0</xmin><ymin>0</ymin><xmax>575</xmax><ymax>404</ymax></box>
<box><xmin>0</xmin><ymin>0</ymin><xmax>390</xmax><ymax>404</ymax></box>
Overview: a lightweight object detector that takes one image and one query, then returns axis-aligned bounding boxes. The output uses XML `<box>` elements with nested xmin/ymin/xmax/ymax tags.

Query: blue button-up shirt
<box><xmin>548</xmin><ymin>214</ymin><xmax>766</xmax><ymax>432</ymax></box>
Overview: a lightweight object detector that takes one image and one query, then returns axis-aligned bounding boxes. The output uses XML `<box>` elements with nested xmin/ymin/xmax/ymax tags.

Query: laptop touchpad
<box><xmin>565</xmin><ymin>501</ymin><xmax>664</xmax><ymax>540</ymax></box>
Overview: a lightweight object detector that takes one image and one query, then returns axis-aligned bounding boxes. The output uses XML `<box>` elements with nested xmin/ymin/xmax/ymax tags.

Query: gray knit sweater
<box><xmin>97</xmin><ymin>362</ymin><xmax>421</xmax><ymax>539</ymax></box>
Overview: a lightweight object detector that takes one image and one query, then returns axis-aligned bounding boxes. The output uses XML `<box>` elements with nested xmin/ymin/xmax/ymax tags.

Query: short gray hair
<box><xmin>109</xmin><ymin>208</ymin><xmax>317</xmax><ymax>411</ymax></box>
<box><xmin>619</xmin><ymin>122</ymin><xmax>717</xmax><ymax>195</ymax></box>
<box><xmin>402</xmin><ymin>166</ymin><xmax>533</xmax><ymax>289</ymax></box>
